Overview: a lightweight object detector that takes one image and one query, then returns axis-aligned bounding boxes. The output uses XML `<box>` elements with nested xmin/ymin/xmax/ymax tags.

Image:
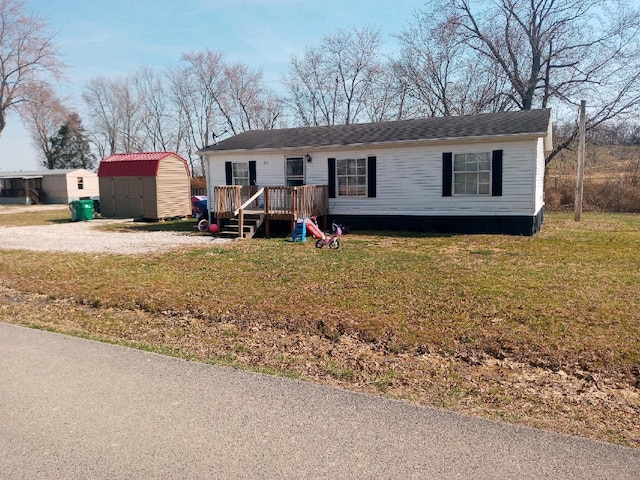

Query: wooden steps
<box><xmin>220</xmin><ymin>213</ymin><xmax>265</xmax><ymax>239</ymax></box>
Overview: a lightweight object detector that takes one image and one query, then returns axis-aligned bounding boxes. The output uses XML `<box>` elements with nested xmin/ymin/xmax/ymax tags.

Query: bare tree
<box><xmin>83</xmin><ymin>77</ymin><xmax>120</xmax><ymax>157</ymax></box>
<box><xmin>83</xmin><ymin>75</ymin><xmax>146</xmax><ymax>156</ymax></box>
<box><xmin>416</xmin><ymin>0</ymin><xmax>640</xmax><ymax>161</ymax></box>
<box><xmin>0</xmin><ymin>0</ymin><xmax>64</xmax><ymax>137</ymax></box>
<box><xmin>285</xmin><ymin>48</ymin><xmax>335</xmax><ymax>126</ymax></box>
<box><xmin>134</xmin><ymin>67</ymin><xmax>185</xmax><ymax>153</ymax></box>
<box><xmin>179</xmin><ymin>50</ymin><xmax>281</xmax><ymax>136</ymax></box>
<box><xmin>363</xmin><ymin>62</ymin><xmax>408</xmax><ymax>122</ymax></box>
<box><xmin>171</xmin><ymin>50</ymin><xmax>282</xmax><ymax>174</ymax></box>
<box><xmin>396</xmin><ymin>13</ymin><xmax>513</xmax><ymax>117</ymax></box>
<box><xmin>21</xmin><ymin>86</ymin><xmax>69</xmax><ymax>163</ymax></box>
<box><xmin>221</xmin><ymin>63</ymin><xmax>282</xmax><ymax>132</ymax></box>
<box><xmin>284</xmin><ymin>26</ymin><xmax>391</xmax><ymax>126</ymax></box>
<box><xmin>112</xmin><ymin>79</ymin><xmax>144</xmax><ymax>152</ymax></box>
<box><xmin>169</xmin><ymin>52</ymin><xmax>225</xmax><ymax>175</ymax></box>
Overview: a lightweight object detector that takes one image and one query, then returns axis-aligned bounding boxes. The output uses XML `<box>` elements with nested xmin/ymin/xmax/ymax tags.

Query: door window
<box><xmin>286</xmin><ymin>157</ymin><xmax>304</xmax><ymax>186</ymax></box>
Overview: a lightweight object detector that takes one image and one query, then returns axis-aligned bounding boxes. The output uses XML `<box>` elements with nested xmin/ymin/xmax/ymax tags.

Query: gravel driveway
<box><xmin>0</xmin><ymin>207</ymin><xmax>226</xmax><ymax>254</ymax></box>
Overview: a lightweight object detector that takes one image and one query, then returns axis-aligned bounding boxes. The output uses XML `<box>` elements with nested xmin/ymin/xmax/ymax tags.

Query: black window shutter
<box><xmin>492</xmin><ymin>150</ymin><xmax>503</xmax><ymax>196</ymax></box>
<box><xmin>442</xmin><ymin>152</ymin><xmax>452</xmax><ymax>197</ymax></box>
<box><xmin>328</xmin><ymin>158</ymin><xmax>336</xmax><ymax>198</ymax></box>
<box><xmin>367</xmin><ymin>156</ymin><xmax>376</xmax><ymax>198</ymax></box>
<box><xmin>249</xmin><ymin>161</ymin><xmax>257</xmax><ymax>185</ymax></box>
<box><xmin>225</xmin><ymin>161</ymin><xmax>233</xmax><ymax>185</ymax></box>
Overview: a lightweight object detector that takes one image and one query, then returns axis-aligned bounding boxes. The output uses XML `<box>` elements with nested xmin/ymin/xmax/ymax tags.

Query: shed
<box><xmin>0</xmin><ymin>169</ymin><xmax>99</xmax><ymax>205</ymax></box>
<box><xmin>97</xmin><ymin>152</ymin><xmax>191</xmax><ymax>220</ymax></box>
<box><xmin>198</xmin><ymin>109</ymin><xmax>552</xmax><ymax>236</ymax></box>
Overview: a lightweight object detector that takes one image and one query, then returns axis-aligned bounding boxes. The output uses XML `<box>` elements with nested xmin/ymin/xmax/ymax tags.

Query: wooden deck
<box><xmin>212</xmin><ymin>185</ymin><xmax>329</xmax><ymax>237</ymax></box>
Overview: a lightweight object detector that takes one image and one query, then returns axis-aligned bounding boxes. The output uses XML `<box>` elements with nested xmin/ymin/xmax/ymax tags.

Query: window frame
<box><xmin>452</xmin><ymin>152</ymin><xmax>492</xmax><ymax>196</ymax></box>
<box><xmin>336</xmin><ymin>157</ymin><xmax>367</xmax><ymax>197</ymax></box>
<box><xmin>232</xmin><ymin>162</ymin><xmax>249</xmax><ymax>186</ymax></box>
<box><xmin>285</xmin><ymin>157</ymin><xmax>305</xmax><ymax>186</ymax></box>
<box><xmin>77</xmin><ymin>177</ymin><xmax>84</xmax><ymax>190</ymax></box>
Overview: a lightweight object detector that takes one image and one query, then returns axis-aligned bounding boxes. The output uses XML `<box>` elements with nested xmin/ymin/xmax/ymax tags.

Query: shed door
<box><xmin>126</xmin><ymin>178</ymin><xmax>144</xmax><ymax>218</ymax></box>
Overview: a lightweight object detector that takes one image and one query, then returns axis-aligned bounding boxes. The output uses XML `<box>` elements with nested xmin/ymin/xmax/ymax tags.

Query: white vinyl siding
<box><xmin>204</xmin><ymin>138</ymin><xmax>543</xmax><ymax>217</ymax></box>
<box><xmin>324</xmin><ymin>141</ymin><xmax>539</xmax><ymax>216</ymax></box>
<box><xmin>534</xmin><ymin>138</ymin><xmax>546</xmax><ymax>213</ymax></box>
<box><xmin>43</xmin><ymin>169</ymin><xmax>98</xmax><ymax>203</ymax></box>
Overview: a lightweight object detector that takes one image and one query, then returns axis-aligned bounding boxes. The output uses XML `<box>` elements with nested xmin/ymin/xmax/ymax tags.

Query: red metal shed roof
<box><xmin>97</xmin><ymin>152</ymin><xmax>190</xmax><ymax>177</ymax></box>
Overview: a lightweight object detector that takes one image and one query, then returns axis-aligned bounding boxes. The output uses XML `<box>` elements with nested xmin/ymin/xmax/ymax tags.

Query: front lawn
<box><xmin>1</xmin><ymin>212</ymin><xmax>638</xmax><ymax>446</ymax></box>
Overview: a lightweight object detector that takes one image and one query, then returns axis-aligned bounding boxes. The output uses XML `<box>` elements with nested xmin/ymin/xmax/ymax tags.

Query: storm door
<box><xmin>285</xmin><ymin>157</ymin><xmax>305</xmax><ymax>186</ymax></box>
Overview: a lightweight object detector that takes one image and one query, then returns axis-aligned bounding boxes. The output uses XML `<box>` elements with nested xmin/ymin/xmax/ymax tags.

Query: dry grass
<box><xmin>546</xmin><ymin>144</ymin><xmax>640</xmax><ymax>212</ymax></box>
<box><xmin>1</xmin><ymin>211</ymin><xmax>639</xmax><ymax>447</ymax></box>
<box><xmin>0</xmin><ymin>207</ymin><xmax>70</xmax><ymax>226</ymax></box>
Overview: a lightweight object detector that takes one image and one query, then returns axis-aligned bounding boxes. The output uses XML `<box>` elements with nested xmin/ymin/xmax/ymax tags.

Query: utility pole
<box><xmin>575</xmin><ymin>100</ymin><xmax>586</xmax><ymax>221</ymax></box>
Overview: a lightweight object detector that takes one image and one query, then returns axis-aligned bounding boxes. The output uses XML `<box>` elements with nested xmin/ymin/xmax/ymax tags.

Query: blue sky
<box><xmin>0</xmin><ymin>0</ymin><xmax>425</xmax><ymax>171</ymax></box>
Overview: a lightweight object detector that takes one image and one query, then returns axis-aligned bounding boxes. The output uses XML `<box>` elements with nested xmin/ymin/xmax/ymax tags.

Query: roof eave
<box><xmin>198</xmin><ymin>131</ymin><xmax>550</xmax><ymax>156</ymax></box>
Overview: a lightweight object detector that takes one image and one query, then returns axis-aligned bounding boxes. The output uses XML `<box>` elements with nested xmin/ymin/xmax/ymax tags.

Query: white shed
<box><xmin>0</xmin><ymin>169</ymin><xmax>99</xmax><ymax>205</ymax></box>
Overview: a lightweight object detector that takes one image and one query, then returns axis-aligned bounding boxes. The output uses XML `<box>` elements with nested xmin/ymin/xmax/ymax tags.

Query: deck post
<box><xmin>323</xmin><ymin>185</ymin><xmax>328</xmax><ymax>231</ymax></box>
<box><xmin>291</xmin><ymin>187</ymin><xmax>297</xmax><ymax>232</ymax></box>
<box><xmin>264</xmin><ymin>188</ymin><xmax>270</xmax><ymax>238</ymax></box>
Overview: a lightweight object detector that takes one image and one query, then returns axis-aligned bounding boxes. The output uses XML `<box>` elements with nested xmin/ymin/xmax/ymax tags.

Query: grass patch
<box><xmin>1</xmin><ymin>212</ymin><xmax>638</xmax><ymax>376</ymax></box>
<box><xmin>0</xmin><ymin>208</ymin><xmax>70</xmax><ymax>226</ymax></box>
<box><xmin>1</xmin><ymin>211</ymin><xmax>639</xmax><ymax>446</ymax></box>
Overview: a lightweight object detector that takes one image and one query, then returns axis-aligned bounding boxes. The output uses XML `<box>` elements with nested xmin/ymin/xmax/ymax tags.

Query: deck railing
<box><xmin>214</xmin><ymin>185</ymin><xmax>260</xmax><ymax>218</ymax></box>
<box><xmin>213</xmin><ymin>185</ymin><xmax>328</xmax><ymax>220</ymax></box>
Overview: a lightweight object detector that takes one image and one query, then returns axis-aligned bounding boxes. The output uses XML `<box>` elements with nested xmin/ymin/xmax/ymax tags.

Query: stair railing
<box><xmin>234</xmin><ymin>187</ymin><xmax>264</xmax><ymax>238</ymax></box>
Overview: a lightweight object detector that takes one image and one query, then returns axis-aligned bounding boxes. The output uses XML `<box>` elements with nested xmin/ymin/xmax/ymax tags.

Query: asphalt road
<box><xmin>1</xmin><ymin>322</ymin><xmax>638</xmax><ymax>479</ymax></box>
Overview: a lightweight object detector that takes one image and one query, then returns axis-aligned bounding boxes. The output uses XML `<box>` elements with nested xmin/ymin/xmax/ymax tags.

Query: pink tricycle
<box><xmin>315</xmin><ymin>222</ymin><xmax>342</xmax><ymax>249</ymax></box>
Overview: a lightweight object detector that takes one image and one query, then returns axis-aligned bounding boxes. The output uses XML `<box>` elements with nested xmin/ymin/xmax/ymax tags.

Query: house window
<box><xmin>232</xmin><ymin>162</ymin><xmax>249</xmax><ymax>186</ymax></box>
<box><xmin>337</xmin><ymin>158</ymin><xmax>367</xmax><ymax>196</ymax></box>
<box><xmin>453</xmin><ymin>152</ymin><xmax>491</xmax><ymax>195</ymax></box>
<box><xmin>77</xmin><ymin>177</ymin><xmax>84</xmax><ymax>190</ymax></box>
<box><xmin>286</xmin><ymin>157</ymin><xmax>304</xmax><ymax>186</ymax></box>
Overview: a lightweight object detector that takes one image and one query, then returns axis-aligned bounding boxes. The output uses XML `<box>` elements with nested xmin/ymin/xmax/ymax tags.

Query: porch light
<box><xmin>305</xmin><ymin>153</ymin><xmax>312</xmax><ymax>162</ymax></box>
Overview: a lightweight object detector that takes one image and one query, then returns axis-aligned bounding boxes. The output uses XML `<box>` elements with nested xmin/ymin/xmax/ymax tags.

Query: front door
<box><xmin>285</xmin><ymin>157</ymin><xmax>305</xmax><ymax>186</ymax></box>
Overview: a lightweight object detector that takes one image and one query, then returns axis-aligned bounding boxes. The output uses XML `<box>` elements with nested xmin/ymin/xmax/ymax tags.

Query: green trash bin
<box><xmin>70</xmin><ymin>199</ymin><xmax>93</xmax><ymax>221</ymax></box>
<box><xmin>70</xmin><ymin>200</ymin><xmax>79</xmax><ymax>221</ymax></box>
<box><xmin>79</xmin><ymin>199</ymin><xmax>94</xmax><ymax>220</ymax></box>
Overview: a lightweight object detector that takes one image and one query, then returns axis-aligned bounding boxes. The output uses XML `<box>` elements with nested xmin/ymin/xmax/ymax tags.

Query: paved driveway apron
<box><xmin>1</xmin><ymin>322</ymin><xmax>638</xmax><ymax>479</ymax></box>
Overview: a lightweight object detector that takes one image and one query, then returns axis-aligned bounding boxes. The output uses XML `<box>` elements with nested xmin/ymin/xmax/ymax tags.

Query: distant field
<box><xmin>0</xmin><ymin>209</ymin><xmax>638</xmax><ymax>447</ymax></box>
<box><xmin>546</xmin><ymin>145</ymin><xmax>640</xmax><ymax>212</ymax></box>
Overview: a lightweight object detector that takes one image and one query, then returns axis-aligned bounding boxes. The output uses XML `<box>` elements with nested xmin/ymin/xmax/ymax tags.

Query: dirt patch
<box><xmin>0</xmin><ymin>218</ymin><xmax>228</xmax><ymax>254</ymax></box>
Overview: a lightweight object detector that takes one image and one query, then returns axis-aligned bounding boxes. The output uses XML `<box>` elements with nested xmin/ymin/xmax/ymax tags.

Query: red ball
<box><xmin>209</xmin><ymin>223</ymin><xmax>219</xmax><ymax>233</ymax></box>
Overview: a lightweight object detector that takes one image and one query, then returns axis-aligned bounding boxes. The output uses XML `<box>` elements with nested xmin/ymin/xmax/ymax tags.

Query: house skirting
<box><xmin>330</xmin><ymin>209</ymin><xmax>544</xmax><ymax>236</ymax></box>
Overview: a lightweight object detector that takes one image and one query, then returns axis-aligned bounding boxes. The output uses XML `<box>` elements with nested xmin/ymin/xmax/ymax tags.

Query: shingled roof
<box><xmin>199</xmin><ymin>109</ymin><xmax>552</xmax><ymax>153</ymax></box>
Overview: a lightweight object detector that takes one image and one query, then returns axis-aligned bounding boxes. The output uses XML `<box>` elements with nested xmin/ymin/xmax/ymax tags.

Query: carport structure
<box><xmin>0</xmin><ymin>173</ymin><xmax>42</xmax><ymax>204</ymax></box>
